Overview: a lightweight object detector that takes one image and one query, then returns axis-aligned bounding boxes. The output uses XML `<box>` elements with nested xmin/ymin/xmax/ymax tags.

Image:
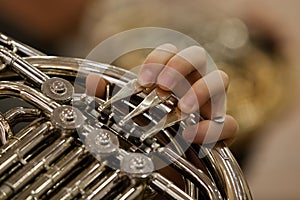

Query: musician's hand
<box><xmin>138</xmin><ymin>44</ymin><xmax>238</xmax><ymax>145</ymax></box>
<box><xmin>86</xmin><ymin>44</ymin><xmax>238</xmax><ymax>145</ymax></box>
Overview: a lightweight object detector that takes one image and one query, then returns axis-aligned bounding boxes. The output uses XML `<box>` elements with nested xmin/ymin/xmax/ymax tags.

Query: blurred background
<box><xmin>1</xmin><ymin>0</ymin><xmax>300</xmax><ymax>199</ymax></box>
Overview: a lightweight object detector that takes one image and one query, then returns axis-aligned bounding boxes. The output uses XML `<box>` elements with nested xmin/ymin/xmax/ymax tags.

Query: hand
<box><xmin>137</xmin><ymin>44</ymin><xmax>238</xmax><ymax>145</ymax></box>
<box><xmin>86</xmin><ymin>44</ymin><xmax>238</xmax><ymax>145</ymax></box>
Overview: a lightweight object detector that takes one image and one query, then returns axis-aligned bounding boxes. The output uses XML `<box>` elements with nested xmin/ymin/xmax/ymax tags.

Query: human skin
<box><xmin>86</xmin><ymin>43</ymin><xmax>238</xmax><ymax>145</ymax></box>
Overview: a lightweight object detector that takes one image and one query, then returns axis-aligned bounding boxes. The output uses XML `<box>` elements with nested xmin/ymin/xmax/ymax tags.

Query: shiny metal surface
<box><xmin>98</xmin><ymin>79</ymin><xmax>144</xmax><ymax>112</ymax></box>
<box><xmin>0</xmin><ymin>113</ymin><xmax>11</xmax><ymax>145</ymax></box>
<box><xmin>41</xmin><ymin>77</ymin><xmax>74</xmax><ymax>103</ymax></box>
<box><xmin>0</xmin><ymin>33</ymin><xmax>46</xmax><ymax>56</ymax></box>
<box><xmin>0</xmin><ymin>46</ymin><xmax>49</xmax><ymax>86</ymax></box>
<box><xmin>119</xmin><ymin>88</ymin><xmax>172</xmax><ymax>126</ymax></box>
<box><xmin>0</xmin><ymin>32</ymin><xmax>252</xmax><ymax>199</ymax></box>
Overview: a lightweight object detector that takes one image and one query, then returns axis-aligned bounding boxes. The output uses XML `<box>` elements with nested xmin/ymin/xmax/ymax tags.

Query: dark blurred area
<box><xmin>0</xmin><ymin>0</ymin><xmax>87</xmax><ymax>55</ymax></box>
<box><xmin>1</xmin><ymin>0</ymin><xmax>300</xmax><ymax>199</ymax></box>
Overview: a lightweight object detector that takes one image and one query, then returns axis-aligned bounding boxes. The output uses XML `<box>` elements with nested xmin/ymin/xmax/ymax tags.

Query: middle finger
<box><xmin>157</xmin><ymin>45</ymin><xmax>207</xmax><ymax>90</ymax></box>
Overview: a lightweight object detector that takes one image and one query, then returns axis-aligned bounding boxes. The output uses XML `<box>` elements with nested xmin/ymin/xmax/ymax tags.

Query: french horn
<box><xmin>0</xmin><ymin>33</ymin><xmax>252</xmax><ymax>200</ymax></box>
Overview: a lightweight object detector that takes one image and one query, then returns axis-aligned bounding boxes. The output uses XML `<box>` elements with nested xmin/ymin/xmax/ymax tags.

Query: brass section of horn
<box><xmin>0</xmin><ymin>33</ymin><xmax>252</xmax><ymax>200</ymax></box>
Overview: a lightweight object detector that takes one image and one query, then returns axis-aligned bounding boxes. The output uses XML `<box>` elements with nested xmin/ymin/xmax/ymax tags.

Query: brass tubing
<box><xmin>0</xmin><ymin>113</ymin><xmax>12</xmax><ymax>145</ymax></box>
<box><xmin>0</xmin><ymin>118</ymin><xmax>44</xmax><ymax>156</ymax></box>
<box><xmin>82</xmin><ymin>170</ymin><xmax>123</xmax><ymax>200</ymax></box>
<box><xmin>0</xmin><ymin>121</ymin><xmax>53</xmax><ymax>175</ymax></box>
<box><xmin>0</xmin><ymin>47</ymin><xmax>49</xmax><ymax>87</ymax></box>
<box><xmin>150</xmin><ymin>173</ymin><xmax>193</xmax><ymax>200</ymax></box>
<box><xmin>0</xmin><ymin>137</ymin><xmax>74</xmax><ymax>200</ymax></box>
<box><xmin>16</xmin><ymin>146</ymin><xmax>87</xmax><ymax>200</ymax></box>
<box><xmin>51</xmin><ymin>161</ymin><xmax>107</xmax><ymax>200</ymax></box>
<box><xmin>0</xmin><ymin>82</ymin><xmax>60</xmax><ymax>115</ymax></box>
<box><xmin>4</xmin><ymin>107</ymin><xmax>41</xmax><ymax>125</ymax></box>
<box><xmin>114</xmin><ymin>182</ymin><xmax>146</xmax><ymax>200</ymax></box>
<box><xmin>0</xmin><ymin>33</ymin><xmax>46</xmax><ymax>56</ymax></box>
<box><xmin>200</xmin><ymin>142</ymin><xmax>252</xmax><ymax>200</ymax></box>
<box><xmin>157</xmin><ymin>147</ymin><xmax>222</xmax><ymax>200</ymax></box>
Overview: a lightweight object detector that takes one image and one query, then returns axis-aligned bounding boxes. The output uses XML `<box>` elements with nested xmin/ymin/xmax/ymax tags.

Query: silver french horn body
<box><xmin>0</xmin><ymin>33</ymin><xmax>252</xmax><ymax>200</ymax></box>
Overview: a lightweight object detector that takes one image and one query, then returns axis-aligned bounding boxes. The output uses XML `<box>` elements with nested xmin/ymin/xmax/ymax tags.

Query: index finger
<box><xmin>138</xmin><ymin>43</ymin><xmax>177</xmax><ymax>86</ymax></box>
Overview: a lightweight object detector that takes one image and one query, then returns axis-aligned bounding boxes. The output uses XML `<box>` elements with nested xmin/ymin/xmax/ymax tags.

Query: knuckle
<box><xmin>217</xmin><ymin>70</ymin><xmax>229</xmax><ymax>86</ymax></box>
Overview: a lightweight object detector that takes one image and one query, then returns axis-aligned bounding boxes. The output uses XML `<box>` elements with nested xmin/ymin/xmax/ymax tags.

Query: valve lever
<box><xmin>140</xmin><ymin>108</ymin><xmax>189</xmax><ymax>141</ymax></box>
<box><xmin>98</xmin><ymin>79</ymin><xmax>144</xmax><ymax>112</ymax></box>
<box><xmin>118</xmin><ymin>88</ymin><xmax>172</xmax><ymax>126</ymax></box>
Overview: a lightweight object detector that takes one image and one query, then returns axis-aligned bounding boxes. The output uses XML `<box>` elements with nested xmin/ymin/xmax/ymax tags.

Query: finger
<box><xmin>195</xmin><ymin>73</ymin><xmax>230</xmax><ymax>119</ymax></box>
<box><xmin>170</xmin><ymin>70</ymin><xmax>203</xmax><ymax>97</ymax></box>
<box><xmin>157</xmin><ymin>46</ymin><xmax>207</xmax><ymax>90</ymax></box>
<box><xmin>182</xmin><ymin>115</ymin><xmax>238</xmax><ymax>144</ymax></box>
<box><xmin>86</xmin><ymin>73</ymin><xmax>107</xmax><ymax>98</ymax></box>
<box><xmin>185</xmin><ymin>70</ymin><xmax>203</xmax><ymax>86</ymax></box>
<box><xmin>138</xmin><ymin>43</ymin><xmax>177</xmax><ymax>86</ymax></box>
<box><xmin>178</xmin><ymin>70</ymin><xmax>229</xmax><ymax>114</ymax></box>
<box><xmin>198</xmin><ymin>93</ymin><xmax>227</xmax><ymax>120</ymax></box>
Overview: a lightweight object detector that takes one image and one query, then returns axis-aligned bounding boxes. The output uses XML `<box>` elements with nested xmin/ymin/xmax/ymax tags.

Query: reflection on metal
<box><xmin>121</xmin><ymin>153</ymin><xmax>154</xmax><ymax>178</ymax></box>
<box><xmin>41</xmin><ymin>77</ymin><xmax>74</xmax><ymax>103</ymax></box>
<box><xmin>50</xmin><ymin>105</ymin><xmax>86</xmax><ymax>132</ymax></box>
<box><xmin>140</xmin><ymin>108</ymin><xmax>189</xmax><ymax>141</ymax></box>
<box><xmin>0</xmin><ymin>32</ymin><xmax>252</xmax><ymax>199</ymax></box>
<box><xmin>98</xmin><ymin>79</ymin><xmax>143</xmax><ymax>112</ymax></box>
<box><xmin>0</xmin><ymin>113</ymin><xmax>12</xmax><ymax>146</ymax></box>
<box><xmin>85</xmin><ymin>128</ymin><xmax>119</xmax><ymax>156</ymax></box>
<box><xmin>118</xmin><ymin>88</ymin><xmax>171</xmax><ymax>126</ymax></box>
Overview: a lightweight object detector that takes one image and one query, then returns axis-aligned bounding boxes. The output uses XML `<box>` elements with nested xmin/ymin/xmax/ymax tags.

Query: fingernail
<box><xmin>157</xmin><ymin>43</ymin><xmax>177</xmax><ymax>53</ymax></box>
<box><xmin>138</xmin><ymin>69</ymin><xmax>156</xmax><ymax>86</ymax></box>
<box><xmin>179</xmin><ymin>92</ymin><xmax>197</xmax><ymax>113</ymax></box>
